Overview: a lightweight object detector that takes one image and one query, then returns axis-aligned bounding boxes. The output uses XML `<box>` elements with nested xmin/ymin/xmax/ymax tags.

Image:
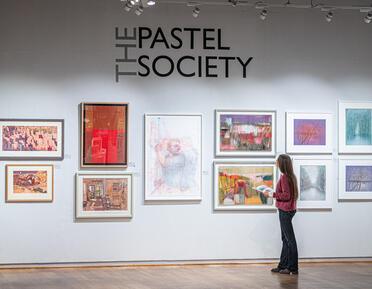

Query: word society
<box><xmin>115</xmin><ymin>27</ymin><xmax>253</xmax><ymax>81</ymax></box>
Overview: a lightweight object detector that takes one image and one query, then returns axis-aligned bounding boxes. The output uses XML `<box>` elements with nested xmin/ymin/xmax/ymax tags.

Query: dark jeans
<box><xmin>278</xmin><ymin>209</ymin><xmax>298</xmax><ymax>272</ymax></box>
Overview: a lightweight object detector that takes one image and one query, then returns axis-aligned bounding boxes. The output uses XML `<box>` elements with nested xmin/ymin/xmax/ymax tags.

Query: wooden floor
<box><xmin>0</xmin><ymin>263</ymin><xmax>371</xmax><ymax>289</ymax></box>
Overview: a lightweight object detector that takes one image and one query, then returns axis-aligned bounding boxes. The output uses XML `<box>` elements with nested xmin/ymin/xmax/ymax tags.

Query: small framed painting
<box><xmin>6</xmin><ymin>164</ymin><xmax>54</xmax><ymax>202</ymax></box>
<box><xmin>0</xmin><ymin>119</ymin><xmax>64</xmax><ymax>160</ymax></box>
<box><xmin>145</xmin><ymin>114</ymin><xmax>202</xmax><ymax>201</ymax></box>
<box><xmin>339</xmin><ymin>159</ymin><xmax>372</xmax><ymax>200</ymax></box>
<box><xmin>339</xmin><ymin>102</ymin><xmax>372</xmax><ymax>154</ymax></box>
<box><xmin>286</xmin><ymin>112</ymin><xmax>333</xmax><ymax>154</ymax></box>
<box><xmin>76</xmin><ymin>173</ymin><xmax>133</xmax><ymax>218</ymax></box>
<box><xmin>215</xmin><ymin>110</ymin><xmax>276</xmax><ymax>157</ymax></box>
<box><xmin>293</xmin><ymin>158</ymin><xmax>333</xmax><ymax>209</ymax></box>
<box><xmin>81</xmin><ymin>103</ymin><xmax>128</xmax><ymax>168</ymax></box>
<box><xmin>213</xmin><ymin>161</ymin><xmax>276</xmax><ymax>211</ymax></box>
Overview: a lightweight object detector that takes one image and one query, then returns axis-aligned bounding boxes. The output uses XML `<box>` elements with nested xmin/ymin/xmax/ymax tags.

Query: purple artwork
<box><xmin>294</xmin><ymin>119</ymin><xmax>326</xmax><ymax>146</ymax></box>
<box><xmin>219</xmin><ymin>114</ymin><xmax>272</xmax><ymax>152</ymax></box>
<box><xmin>345</xmin><ymin>166</ymin><xmax>372</xmax><ymax>192</ymax></box>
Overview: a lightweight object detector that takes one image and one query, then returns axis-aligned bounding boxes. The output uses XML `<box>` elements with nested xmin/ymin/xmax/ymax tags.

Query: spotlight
<box><xmin>364</xmin><ymin>12</ymin><xmax>372</xmax><ymax>24</ymax></box>
<box><xmin>325</xmin><ymin>11</ymin><xmax>333</xmax><ymax>22</ymax></box>
<box><xmin>192</xmin><ymin>7</ymin><xmax>200</xmax><ymax>18</ymax></box>
<box><xmin>124</xmin><ymin>0</ymin><xmax>135</xmax><ymax>12</ymax></box>
<box><xmin>135</xmin><ymin>6</ymin><xmax>144</xmax><ymax>16</ymax></box>
<box><xmin>230</xmin><ymin>0</ymin><xmax>238</xmax><ymax>7</ymax></box>
<box><xmin>147</xmin><ymin>0</ymin><xmax>156</xmax><ymax>6</ymax></box>
<box><xmin>260</xmin><ymin>9</ymin><xmax>268</xmax><ymax>20</ymax></box>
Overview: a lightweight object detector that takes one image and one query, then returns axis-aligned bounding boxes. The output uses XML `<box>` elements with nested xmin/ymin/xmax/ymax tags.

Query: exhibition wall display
<box><xmin>0</xmin><ymin>0</ymin><xmax>372</xmax><ymax>265</ymax></box>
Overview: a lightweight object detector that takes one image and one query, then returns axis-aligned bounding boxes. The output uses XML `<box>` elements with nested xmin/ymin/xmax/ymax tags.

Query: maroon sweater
<box><xmin>273</xmin><ymin>174</ymin><xmax>297</xmax><ymax>212</ymax></box>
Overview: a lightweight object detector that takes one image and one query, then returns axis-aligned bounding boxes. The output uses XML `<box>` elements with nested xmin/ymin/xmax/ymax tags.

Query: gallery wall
<box><xmin>0</xmin><ymin>0</ymin><xmax>372</xmax><ymax>264</ymax></box>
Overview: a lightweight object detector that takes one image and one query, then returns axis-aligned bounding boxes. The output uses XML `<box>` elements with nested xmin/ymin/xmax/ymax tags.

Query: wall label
<box><xmin>115</xmin><ymin>27</ymin><xmax>253</xmax><ymax>82</ymax></box>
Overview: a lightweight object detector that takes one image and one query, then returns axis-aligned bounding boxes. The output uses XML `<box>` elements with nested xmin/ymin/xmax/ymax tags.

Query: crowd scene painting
<box><xmin>2</xmin><ymin>125</ymin><xmax>58</xmax><ymax>152</ymax></box>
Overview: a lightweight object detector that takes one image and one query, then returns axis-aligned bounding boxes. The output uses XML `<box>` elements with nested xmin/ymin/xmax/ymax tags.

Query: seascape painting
<box><xmin>216</xmin><ymin>111</ymin><xmax>276</xmax><ymax>157</ymax></box>
<box><xmin>300</xmin><ymin>165</ymin><xmax>326</xmax><ymax>201</ymax></box>
<box><xmin>214</xmin><ymin>163</ymin><xmax>275</xmax><ymax>210</ymax></box>
<box><xmin>145</xmin><ymin>114</ymin><xmax>202</xmax><ymax>201</ymax></box>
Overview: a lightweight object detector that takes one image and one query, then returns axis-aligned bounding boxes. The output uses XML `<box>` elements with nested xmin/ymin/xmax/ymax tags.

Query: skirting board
<box><xmin>1</xmin><ymin>257</ymin><xmax>372</xmax><ymax>270</ymax></box>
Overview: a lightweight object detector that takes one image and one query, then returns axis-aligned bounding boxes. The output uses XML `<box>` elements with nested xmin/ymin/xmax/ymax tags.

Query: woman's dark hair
<box><xmin>277</xmin><ymin>154</ymin><xmax>298</xmax><ymax>200</ymax></box>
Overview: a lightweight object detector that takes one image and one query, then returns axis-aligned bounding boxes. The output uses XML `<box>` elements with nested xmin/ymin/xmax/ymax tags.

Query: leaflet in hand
<box><xmin>255</xmin><ymin>185</ymin><xmax>274</xmax><ymax>194</ymax></box>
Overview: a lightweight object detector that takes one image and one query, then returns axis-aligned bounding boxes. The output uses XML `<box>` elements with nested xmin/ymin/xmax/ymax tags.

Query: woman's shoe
<box><xmin>279</xmin><ymin>269</ymin><xmax>299</xmax><ymax>275</ymax></box>
<box><xmin>271</xmin><ymin>267</ymin><xmax>282</xmax><ymax>273</ymax></box>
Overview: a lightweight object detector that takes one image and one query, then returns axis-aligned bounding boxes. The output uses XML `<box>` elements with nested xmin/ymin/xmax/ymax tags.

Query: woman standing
<box><xmin>263</xmin><ymin>154</ymin><xmax>299</xmax><ymax>275</ymax></box>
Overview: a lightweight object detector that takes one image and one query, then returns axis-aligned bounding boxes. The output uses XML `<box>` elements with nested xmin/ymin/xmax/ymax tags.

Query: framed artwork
<box><xmin>213</xmin><ymin>161</ymin><xmax>276</xmax><ymax>210</ymax></box>
<box><xmin>293</xmin><ymin>158</ymin><xmax>333</xmax><ymax>209</ymax></box>
<box><xmin>286</xmin><ymin>112</ymin><xmax>333</xmax><ymax>154</ymax></box>
<box><xmin>339</xmin><ymin>159</ymin><xmax>372</xmax><ymax>200</ymax></box>
<box><xmin>0</xmin><ymin>119</ymin><xmax>64</xmax><ymax>160</ymax></box>
<box><xmin>339</xmin><ymin>102</ymin><xmax>372</xmax><ymax>154</ymax></box>
<box><xmin>76</xmin><ymin>173</ymin><xmax>133</xmax><ymax>218</ymax></box>
<box><xmin>215</xmin><ymin>110</ymin><xmax>276</xmax><ymax>157</ymax></box>
<box><xmin>81</xmin><ymin>103</ymin><xmax>128</xmax><ymax>168</ymax></box>
<box><xmin>6</xmin><ymin>164</ymin><xmax>54</xmax><ymax>202</ymax></box>
<box><xmin>145</xmin><ymin>114</ymin><xmax>202</xmax><ymax>201</ymax></box>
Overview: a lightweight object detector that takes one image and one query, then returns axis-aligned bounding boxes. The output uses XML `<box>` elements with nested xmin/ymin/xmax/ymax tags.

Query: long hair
<box><xmin>277</xmin><ymin>154</ymin><xmax>298</xmax><ymax>200</ymax></box>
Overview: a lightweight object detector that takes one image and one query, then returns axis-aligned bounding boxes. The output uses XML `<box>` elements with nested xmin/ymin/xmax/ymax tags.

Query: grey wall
<box><xmin>0</xmin><ymin>0</ymin><xmax>372</xmax><ymax>264</ymax></box>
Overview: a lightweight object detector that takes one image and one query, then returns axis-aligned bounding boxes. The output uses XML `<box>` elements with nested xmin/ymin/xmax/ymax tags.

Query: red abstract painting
<box><xmin>81</xmin><ymin>103</ymin><xmax>128</xmax><ymax>167</ymax></box>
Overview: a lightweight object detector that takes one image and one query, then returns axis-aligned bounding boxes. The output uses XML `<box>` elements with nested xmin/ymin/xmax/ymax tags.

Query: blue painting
<box><xmin>346</xmin><ymin>165</ymin><xmax>372</xmax><ymax>192</ymax></box>
<box><xmin>346</xmin><ymin>109</ymin><xmax>372</xmax><ymax>145</ymax></box>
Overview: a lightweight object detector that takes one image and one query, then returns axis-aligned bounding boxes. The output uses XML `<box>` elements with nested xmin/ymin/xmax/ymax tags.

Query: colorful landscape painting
<box><xmin>294</xmin><ymin>119</ymin><xmax>326</xmax><ymax>146</ymax></box>
<box><xmin>300</xmin><ymin>165</ymin><xmax>326</xmax><ymax>201</ymax></box>
<box><xmin>219</xmin><ymin>114</ymin><xmax>272</xmax><ymax>152</ymax></box>
<box><xmin>346</xmin><ymin>165</ymin><xmax>372</xmax><ymax>192</ymax></box>
<box><xmin>346</xmin><ymin>109</ymin><xmax>372</xmax><ymax>145</ymax></box>
<box><xmin>83</xmin><ymin>178</ymin><xmax>128</xmax><ymax>211</ymax></box>
<box><xmin>13</xmin><ymin>170</ymin><xmax>48</xmax><ymax>194</ymax></box>
<box><xmin>217</xmin><ymin>165</ymin><xmax>274</xmax><ymax>207</ymax></box>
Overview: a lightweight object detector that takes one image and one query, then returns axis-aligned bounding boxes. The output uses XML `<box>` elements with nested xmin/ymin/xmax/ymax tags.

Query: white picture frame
<box><xmin>293</xmin><ymin>157</ymin><xmax>333</xmax><ymax>209</ymax></box>
<box><xmin>76</xmin><ymin>173</ymin><xmax>133</xmax><ymax>219</ymax></box>
<box><xmin>338</xmin><ymin>158</ymin><xmax>372</xmax><ymax>200</ymax></box>
<box><xmin>339</xmin><ymin>101</ymin><xmax>372</xmax><ymax>154</ymax></box>
<box><xmin>144</xmin><ymin>114</ymin><xmax>202</xmax><ymax>201</ymax></box>
<box><xmin>286</xmin><ymin>112</ymin><xmax>333</xmax><ymax>154</ymax></box>
<box><xmin>215</xmin><ymin>110</ymin><xmax>276</xmax><ymax>157</ymax></box>
<box><xmin>213</xmin><ymin>160</ymin><xmax>277</xmax><ymax>211</ymax></box>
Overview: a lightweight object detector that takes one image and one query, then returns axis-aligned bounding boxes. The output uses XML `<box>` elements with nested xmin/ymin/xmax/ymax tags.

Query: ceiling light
<box><xmin>147</xmin><ymin>0</ymin><xmax>156</xmax><ymax>6</ymax></box>
<box><xmin>135</xmin><ymin>6</ymin><xmax>144</xmax><ymax>15</ymax></box>
<box><xmin>192</xmin><ymin>7</ymin><xmax>200</xmax><ymax>18</ymax></box>
<box><xmin>230</xmin><ymin>0</ymin><xmax>238</xmax><ymax>7</ymax></box>
<box><xmin>325</xmin><ymin>11</ymin><xmax>333</xmax><ymax>23</ymax></box>
<box><xmin>124</xmin><ymin>0</ymin><xmax>135</xmax><ymax>12</ymax></box>
<box><xmin>260</xmin><ymin>9</ymin><xmax>268</xmax><ymax>20</ymax></box>
<box><xmin>364</xmin><ymin>12</ymin><xmax>372</xmax><ymax>23</ymax></box>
